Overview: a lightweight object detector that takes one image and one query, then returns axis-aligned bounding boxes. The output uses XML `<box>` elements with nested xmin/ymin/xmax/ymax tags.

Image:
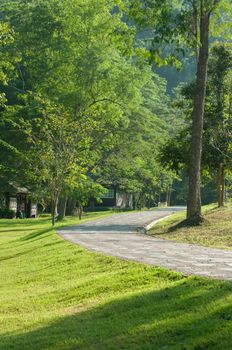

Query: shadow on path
<box><xmin>59</xmin><ymin>224</ymin><xmax>140</xmax><ymax>233</ymax></box>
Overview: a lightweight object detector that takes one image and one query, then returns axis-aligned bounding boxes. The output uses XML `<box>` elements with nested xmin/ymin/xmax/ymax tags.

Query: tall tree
<box><xmin>0</xmin><ymin>22</ymin><xmax>21</xmax><ymax>187</ymax></box>
<box><xmin>128</xmin><ymin>0</ymin><xmax>231</xmax><ymax>223</ymax></box>
<box><xmin>160</xmin><ymin>44</ymin><xmax>232</xmax><ymax>207</ymax></box>
<box><xmin>19</xmin><ymin>94</ymin><xmax>94</xmax><ymax>225</ymax></box>
<box><xmin>1</xmin><ymin>0</ymin><xmax>159</xmax><ymax>220</ymax></box>
<box><xmin>205</xmin><ymin>44</ymin><xmax>232</xmax><ymax>206</ymax></box>
<box><xmin>187</xmin><ymin>0</ymin><xmax>217</xmax><ymax>222</ymax></box>
<box><xmin>97</xmin><ymin>73</ymin><xmax>176</xmax><ymax>208</ymax></box>
<box><xmin>0</xmin><ymin>22</ymin><xmax>13</xmax><ymax>106</ymax></box>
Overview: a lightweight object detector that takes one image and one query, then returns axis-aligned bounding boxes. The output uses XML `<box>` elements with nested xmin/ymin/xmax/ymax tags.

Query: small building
<box><xmin>1</xmin><ymin>185</ymin><xmax>37</xmax><ymax>218</ymax></box>
<box><xmin>88</xmin><ymin>186</ymin><xmax>133</xmax><ymax>210</ymax></box>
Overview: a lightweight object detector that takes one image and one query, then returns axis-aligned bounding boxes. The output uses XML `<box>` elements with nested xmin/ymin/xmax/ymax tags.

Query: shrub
<box><xmin>0</xmin><ymin>207</ymin><xmax>15</xmax><ymax>219</ymax></box>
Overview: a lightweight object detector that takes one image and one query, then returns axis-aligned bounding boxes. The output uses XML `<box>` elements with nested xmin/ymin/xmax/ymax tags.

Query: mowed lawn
<box><xmin>1</xmin><ymin>213</ymin><xmax>232</xmax><ymax>350</ymax></box>
<box><xmin>150</xmin><ymin>205</ymin><xmax>232</xmax><ymax>250</ymax></box>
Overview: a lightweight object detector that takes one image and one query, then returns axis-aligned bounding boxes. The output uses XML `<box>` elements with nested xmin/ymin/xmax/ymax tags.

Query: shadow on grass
<box><xmin>167</xmin><ymin>217</ymin><xmax>210</xmax><ymax>233</ymax></box>
<box><xmin>0</xmin><ymin>240</ymin><xmax>62</xmax><ymax>261</ymax></box>
<box><xmin>20</xmin><ymin>227</ymin><xmax>54</xmax><ymax>241</ymax></box>
<box><xmin>0</xmin><ymin>228</ymin><xmax>38</xmax><ymax>234</ymax></box>
<box><xmin>0</xmin><ymin>218</ymin><xmax>51</xmax><ymax>229</ymax></box>
<box><xmin>1</xmin><ymin>280</ymin><xmax>232</xmax><ymax>350</ymax></box>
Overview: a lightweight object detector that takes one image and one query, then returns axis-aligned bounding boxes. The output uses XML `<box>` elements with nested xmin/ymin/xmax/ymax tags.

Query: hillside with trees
<box><xmin>1</xmin><ymin>2</ymin><xmax>232</xmax><ymax>350</ymax></box>
<box><xmin>0</xmin><ymin>0</ymin><xmax>231</xmax><ymax>224</ymax></box>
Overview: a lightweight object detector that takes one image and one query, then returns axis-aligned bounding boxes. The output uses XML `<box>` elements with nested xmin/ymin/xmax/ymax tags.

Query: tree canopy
<box><xmin>0</xmin><ymin>0</ymin><xmax>231</xmax><ymax>223</ymax></box>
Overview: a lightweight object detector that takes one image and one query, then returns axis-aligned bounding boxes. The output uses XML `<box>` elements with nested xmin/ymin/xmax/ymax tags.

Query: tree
<box><xmin>0</xmin><ymin>22</ymin><xmax>22</xmax><ymax>188</ymax></box>
<box><xmin>71</xmin><ymin>179</ymin><xmax>106</xmax><ymax>220</ymax></box>
<box><xmin>1</xmin><ymin>0</ymin><xmax>154</xmax><ymax>220</ymax></box>
<box><xmin>128</xmin><ymin>0</ymin><xmax>231</xmax><ymax>223</ymax></box>
<box><xmin>0</xmin><ymin>22</ymin><xmax>15</xmax><ymax>106</ymax></box>
<box><xmin>205</xmin><ymin>45</ymin><xmax>232</xmax><ymax>206</ymax></box>
<box><xmin>96</xmin><ymin>72</ymin><xmax>176</xmax><ymax>208</ymax></box>
<box><xmin>160</xmin><ymin>44</ymin><xmax>232</xmax><ymax>208</ymax></box>
<box><xmin>20</xmin><ymin>94</ymin><xmax>95</xmax><ymax>225</ymax></box>
<box><xmin>186</xmin><ymin>1</ymin><xmax>210</xmax><ymax>222</ymax></box>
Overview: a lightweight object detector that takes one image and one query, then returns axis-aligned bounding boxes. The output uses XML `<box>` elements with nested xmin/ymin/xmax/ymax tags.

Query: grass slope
<box><xmin>0</xmin><ymin>213</ymin><xmax>232</xmax><ymax>350</ymax></box>
<box><xmin>150</xmin><ymin>205</ymin><xmax>232</xmax><ymax>250</ymax></box>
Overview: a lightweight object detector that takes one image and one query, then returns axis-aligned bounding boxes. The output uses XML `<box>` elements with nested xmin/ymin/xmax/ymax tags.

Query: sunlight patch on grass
<box><xmin>0</xmin><ymin>212</ymin><xmax>232</xmax><ymax>349</ymax></box>
<box><xmin>149</xmin><ymin>204</ymin><xmax>232</xmax><ymax>249</ymax></box>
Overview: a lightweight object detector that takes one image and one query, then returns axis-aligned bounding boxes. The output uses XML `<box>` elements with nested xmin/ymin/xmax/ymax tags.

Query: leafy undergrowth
<box><xmin>0</xmin><ymin>213</ymin><xmax>232</xmax><ymax>350</ymax></box>
<box><xmin>150</xmin><ymin>204</ymin><xmax>232</xmax><ymax>250</ymax></box>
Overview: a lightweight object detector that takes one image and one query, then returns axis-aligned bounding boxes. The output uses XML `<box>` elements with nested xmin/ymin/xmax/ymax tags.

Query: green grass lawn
<box><xmin>1</xmin><ymin>212</ymin><xmax>232</xmax><ymax>350</ymax></box>
<box><xmin>150</xmin><ymin>204</ymin><xmax>232</xmax><ymax>250</ymax></box>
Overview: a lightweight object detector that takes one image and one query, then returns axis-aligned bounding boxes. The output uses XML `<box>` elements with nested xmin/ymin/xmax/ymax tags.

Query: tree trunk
<box><xmin>217</xmin><ymin>163</ymin><xmax>225</xmax><ymax>207</ymax></box>
<box><xmin>167</xmin><ymin>187</ymin><xmax>172</xmax><ymax>207</ymax></box>
<box><xmin>57</xmin><ymin>195</ymin><xmax>68</xmax><ymax>221</ymax></box>
<box><xmin>77</xmin><ymin>204</ymin><xmax>83</xmax><ymax>220</ymax></box>
<box><xmin>221</xmin><ymin>168</ymin><xmax>225</xmax><ymax>207</ymax></box>
<box><xmin>166</xmin><ymin>182</ymin><xmax>172</xmax><ymax>206</ymax></box>
<box><xmin>66</xmin><ymin>197</ymin><xmax>76</xmax><ymax>215</ymax></box>
<box><xmin>51</xmin><ymin>192</ymin><xmax>59</xmax><ymax>226</ymax></box>
<box><xmin>187</xmin><ymin>7</ymin><xmax>210</xmax><ymax>223</ymax></box>
<box><xmin>166</xmin><ymin>188</ymin><xmax>169</xmax><ymax>205</ymax></box>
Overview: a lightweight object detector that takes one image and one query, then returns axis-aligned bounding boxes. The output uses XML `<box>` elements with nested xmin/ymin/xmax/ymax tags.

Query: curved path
<box><xmin>58</xmin><ymin>208</ymin><xmax>232</xmax><ymax>281</ymax></box>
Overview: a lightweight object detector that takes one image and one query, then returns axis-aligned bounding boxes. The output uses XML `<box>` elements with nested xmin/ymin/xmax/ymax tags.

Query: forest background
<box><xmin>0</xmin><ymin>0</ymin><xmax>231</xmax><ymax>224</ymax></box>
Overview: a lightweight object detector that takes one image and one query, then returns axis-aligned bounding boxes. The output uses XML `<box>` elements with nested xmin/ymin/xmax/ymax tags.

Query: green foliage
<box><xmin>128</xmin><ymin>0</ymin><xmax>231</xmax><ymax>63</ymax></box>
<box><xmin>0</xmin><ymin>21</ymin><xmax>23</xmax><ymax>188</ymax></box>
<box><xmin>0</xmin><ymin>0</ymin><xmax>178</xmax><ymax>214</ymax></box>
<box><xmin>3</xmin><ymin>0</ymin><xmax>230</xmax><ymax>213</ymax></box>
<box><xmin>71</xmin><ymin>178</ymin><xmax>106</xmax><ymax>215</ymax></box>
<box><xmin>204</xmin><ymin>43</ymin><xmax>232</xmax><ymax>168</ymax></box>
<box><xmin>160</xmin><ymin>43</ymin><xmax>232</xmax><ymax>203</ymax></box>
<box><xmin>0</xmin><ymin>207</ymin><xmax>15</xmax><ymax>218</ymax></box>
<box><xmin>96</xmin><ymin>74</ymin><xmax>177</xmax><ymax>207</ymax></box>
<box><xmin>0</xmin><ymin>22</ymin><xmax>15</xmax><ymax>105</ymax></box>
<box><xmin>17</xmin><ymin>93</ymin><xmax>97</xmax><ymax>223</ymax></box>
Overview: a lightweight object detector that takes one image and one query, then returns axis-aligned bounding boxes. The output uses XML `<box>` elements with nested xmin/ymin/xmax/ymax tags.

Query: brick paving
<box><xmin>58</xmin><ymin>207</ymin><xmax>232</xmax><ymax>281</ymax></box>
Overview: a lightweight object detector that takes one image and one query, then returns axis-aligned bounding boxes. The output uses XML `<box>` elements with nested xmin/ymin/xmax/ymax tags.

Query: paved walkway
<box><xmin>58</xmin><ymin>208</ymin><xmax>232</xmax><ymax>281</ymax></box>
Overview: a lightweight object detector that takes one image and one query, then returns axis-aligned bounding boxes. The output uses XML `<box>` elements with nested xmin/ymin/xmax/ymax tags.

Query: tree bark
<box><xmin>57</xmin><ymin>195</ymin><xmax>68</xmax><ymax>221</ymax></box>
<box><xmin>217</xmin><ymin>163</ymin><xmax>225</xmax><ymax>207</ymax></box>
<box><xmin>166</xmin><ymin>188</ymin><xmax>169</xmax><ymax>205</ymax></box>
<box><xmin>51</xmin><ymin>192</ymin><xmax>59</xmax><ymax>226</ymax></box>
<box><xmin>66</xmin><ymin>197</ymin><xmax>76</xmax><ymax>215</ymax></box>
<box><xmin>167</xmin><ymin>187</ymin><xmax>172</xmax><ymax>207</ymax></box>
<box><xmin>193</xmin><ymin>3</ymin><xmax>199</xmax><ymax>61</ymax></box>
<box><xmin>77</xmin><ymin>203</ymin><xmax>83</xmax><ymax>220</ymax></box>
<box><xmin>187</xmin><ymin>7</ymin><xmax>210</xmax><ymax>223</ymax></box>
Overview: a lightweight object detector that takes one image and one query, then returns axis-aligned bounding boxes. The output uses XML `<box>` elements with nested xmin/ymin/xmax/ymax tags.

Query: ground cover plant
<box><xmin>150</xmin><ymin>205</ymin><xmax>232</xmax><ymax>250</ymax></box>
<box><xmin>1</xmin><ymin>214</ymin><xmax>232</xmax><ymax>350</ymax></box>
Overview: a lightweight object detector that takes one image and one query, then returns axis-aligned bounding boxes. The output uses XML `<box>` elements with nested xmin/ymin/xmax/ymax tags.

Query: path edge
<box><xmin>137</xmin><ymin>214</ymin><xmax>174</xmax><ymax>235</ymax></box>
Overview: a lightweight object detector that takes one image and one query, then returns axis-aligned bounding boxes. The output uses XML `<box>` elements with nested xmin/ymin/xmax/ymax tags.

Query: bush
<box><xmin>0</xmin><ymin>207</ymin><xmax>15</xmax><ymax>219</ymax></box>
<box><xmin>39</xmin><ymin>213</ymin><xmax>51</xmax><ymax>218</ymax></box>
<box><xmin>84</xmin><ymin>206</ymin><xmax>114</xmax><ymax>212</ymax></box>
